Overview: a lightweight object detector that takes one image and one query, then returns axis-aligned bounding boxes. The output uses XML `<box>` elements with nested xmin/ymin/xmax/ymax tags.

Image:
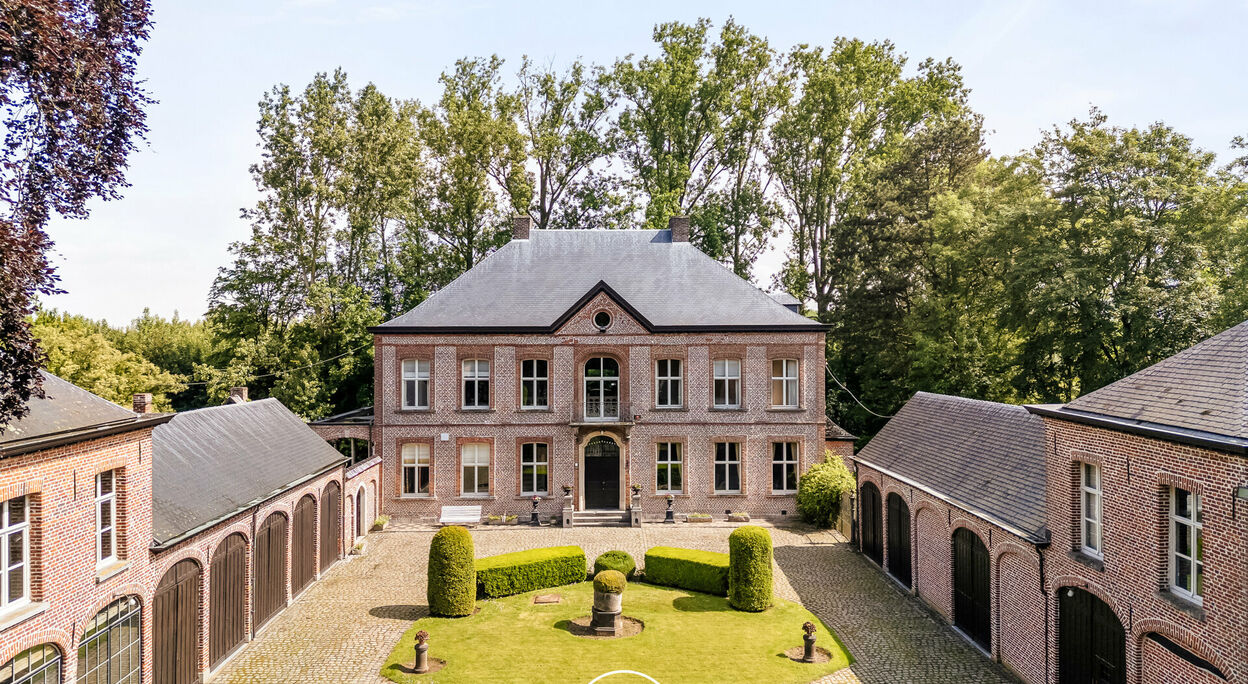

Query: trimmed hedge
<box><xmin>643</xmin><ymin>546</ymin><xmax>729</xmax><ymax>596</ymax></box>
<box><xmin>593</xmin><ymin>550</ymin><xmax>636</xmax><ymax>580</ymax></box>
<box><xmin>427</xmin><ymin>526</ymin><xmax>476</xmax><ymax>616</ymax></box>
<box><xmin>728</xmin><ymin>525</ymin><xmax>773</xmax><ymax>611</ymax></box>
<box><xmin>475</xmin><ymin>545</ymin><xmax>587</xmax><ymax>598</ymax></box>
<box><xmin>593</xmin><ymin>569</ymin><xmax>627</xmax><ymax>594</ymax></box>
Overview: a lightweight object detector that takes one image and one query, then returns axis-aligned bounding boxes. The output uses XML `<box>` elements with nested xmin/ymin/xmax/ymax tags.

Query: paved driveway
<box><xmin>213</xmin><ymin>521</ymin><xmax>1016</xmax><ymax>684</ymax></box>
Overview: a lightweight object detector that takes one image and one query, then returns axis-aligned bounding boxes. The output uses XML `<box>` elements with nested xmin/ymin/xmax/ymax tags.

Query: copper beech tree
<box><xmin>0</xmin><ymin>0</ymin><xmax>151</xmax><ymax>427</ymax></box>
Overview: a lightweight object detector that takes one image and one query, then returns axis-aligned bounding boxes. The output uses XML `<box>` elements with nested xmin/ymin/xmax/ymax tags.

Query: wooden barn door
<box><xmin>886</xmin><ymin>493</ymin><xmax>912</xmax><ymax>588</ymax></box>
<box><xmin>320</xmin><ymin>482</ymin><xmax>341</xmax><ymax>572</ymax></box>
<box><xmin>252</xmin><ymin>512</ymin><xmax>288</xmax><ymax>630</ymax></box>
<box><xmin>953</xmin><ymin>527</ymin><xmax>991</xmax><ymax>650</ymax></box>
<box><xmin>209</xmin><ymin>534</ymin><xmax>247</xmax><ymax>668</ymax></box>
<box><xmin>155</xmin><ymin>559</ymin><xmax>201</xmax><ymax>684</ymax></box>
<box><xmin>860</xmin><ymin>482</ymin><xmax>883</xmax><ymax>565</ymax></box>
<box><xmin>291</xmin><ymin>495</ymin><xmax>317</xmax><ymax>595</ymax></box>
<box><xmin>1059</xmin><ymin>587</ymin><xmax>1125</xmax><ymax>684</ymax></box>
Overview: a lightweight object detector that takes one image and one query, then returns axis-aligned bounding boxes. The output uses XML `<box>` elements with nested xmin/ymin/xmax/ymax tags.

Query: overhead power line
<box><xmin>182</xmin><ymin>341</ymin><xmax>373</xmax><ymax>387</ymax></box>
<box><xmin>825</xmin><ymin>362</ymin><xmax>891</xmax><ymax>419</ymax></box>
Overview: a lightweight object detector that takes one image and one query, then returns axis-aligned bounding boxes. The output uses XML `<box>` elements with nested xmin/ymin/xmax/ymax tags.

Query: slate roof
<box><xmin>310</xmin><ymin>405</ymin><xmax>374</xmax><ymax>426</ymax></box>
<box><xmin>151</xmin><ymin>399</ymin><xmax>346</xmax><ymax>546</ymax></box>
<box><xmin>0</xmin><ymin>371</ymin><xmax>167</xmax><ymax>454</ymax></box>
<box><xmin>853</xmin><ymin>392</ymin><xmax>1048</xmax><ymax>541</ymax></box>
<box><xmin>1062</xmin><ymin>319</ymin><xmax>1248</xmax><ymax>441</ymax></box>
<box><xmin>374</xmin><ymin>229</ymin><xmax>824</xmax><ymax>332</ymax></box>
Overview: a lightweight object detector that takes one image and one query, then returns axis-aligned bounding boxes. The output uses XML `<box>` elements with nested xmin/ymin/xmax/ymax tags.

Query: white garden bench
<box><xmin>439</xmin><ymin>505</ymin><xmax>482</xmax><ymax>526</ymax></box>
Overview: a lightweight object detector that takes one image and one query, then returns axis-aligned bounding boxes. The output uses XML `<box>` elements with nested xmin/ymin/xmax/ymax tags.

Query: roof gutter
<box><xmin>0</xmin><ymin>414</ymin><xmax>174</xmax><ymax>459</ymax></box>
<box><xmin>1025</xmin><ymin>405</ymin><xmax>1248</xmax><ymax>456</ymax></box>
<box><xmin>367</xmin><ymin>323</ymin><xmax>830</xmax><ymax>334</ymax></box>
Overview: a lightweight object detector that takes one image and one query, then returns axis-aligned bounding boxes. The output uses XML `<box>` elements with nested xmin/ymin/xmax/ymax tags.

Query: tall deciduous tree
<box><xmin>0</xmin><ymin>0</ymin><xmax>152</xmax><ymax>427</ymax></box>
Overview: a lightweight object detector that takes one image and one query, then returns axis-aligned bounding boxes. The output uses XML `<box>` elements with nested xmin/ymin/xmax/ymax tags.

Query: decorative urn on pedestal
<box><xmin>590</xmin><ymin>570</ymin><xmax>626</xmax><ymax>635</ymax></box>
<box><xmin>801</xmin><ymin>621</ymin><xmax>817</xmax><ymax>663</ymax></box>
<box><xmin>414</xmin><ymin>630</ymin><xmax>430</xmax><ymax>673</ymax></box>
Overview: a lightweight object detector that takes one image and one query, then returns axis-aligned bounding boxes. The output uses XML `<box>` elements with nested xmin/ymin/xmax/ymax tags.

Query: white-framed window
<box><xmin>714</xmin><ymin>442</ymin><xmax>741</xmax><ymax>494</ymax></box>
<box><xmin>771</xmin><ymin>442</ymin><xmax>798</xmax><ymax>493</ymax></box>
<box><xmin>402</xmin><ymin>444</ymin><xmax>430</xmax><ymax>496</ymax></box>
<box><xmin>771</xmin><ymin>359</ymin><xmax>799</xmax><ymax>407</ymax></box>
<box><xmin>520</xmin><ymin>443</ymin><xmax>549</xmax><ymax>495</ymax></box>
<box><xmin>584</xmin><ymin>357</ymin><xmax>620</xmax><ymax>419</ymax></box>
<box><xmin>461</xmin><ymin>443</ymin><xmax>490</xmax><ymax>496</ymax></box>
<box><xmin>713</xmin><ymin>359</ymin><xmax>741</xmax><ymax>408</ymax></box>
<box><xmin>520</xmin><ymin>359</ymin><xmax>549</xmax><ymax>409</ymax></box>
<box><xmin>655</xmin><ymin>359</ymin><xmax>683</xmax><ymax>408</ymax></box>
<box><xmin>1170</xmin><ymin>487</ymin><xmax>1203</xmax><ymax>603</ymax></box>
<box><xmin>1080</xmin><ymin>463</ymin><xmax>1103</xmax><ymax>558</ymax></box>
<box><xmin>95</xmin><ymin>471</ymin><xmax>117</xmax><ymax>566</ymax></box>
<box><xmin>462</xmin><ymin>359</ymin><xmax>490</xmax><ymax>409</ymax></box>
<box><xmin>1</xmin><ymin>496</ymin><xmax>29</xmax><ymax>610</ymax></box>
<box><xmin>402</xmin><ymin>359</ymin><xmax>430</xmax><ymax>409</ymax></box>
<box><xmin>656</xmin><ymin>442</ymin><xmax>682</xmax><ymax>494</ymax></box>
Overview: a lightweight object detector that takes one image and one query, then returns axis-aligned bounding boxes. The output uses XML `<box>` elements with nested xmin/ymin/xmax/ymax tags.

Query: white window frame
<box><xmin>771</xmin><ymin>442</ymin><xmax>799</xmax><ymax>493</ymax></box>
<box><xmin>714</xmin><ymin>442</ymin><xmax>742</xmax><ymax>494</ymax></box>
<box><xmin>520</xmin><ymin>359</ymin><xmax>549</xmax><ymax>409</ymax></box>
<box><xmin>1169</xmin><ymin>487</ymin><xmax>1203</xmax><ymax>603</ymax></box>
<box><xmin>520</xmin><ymin>442</ymin><xmax>549</xmax><ymax>496</ymax></box>
<box><xmin>461</xmin><ymin>359</ymin><xmax>490</xmax><ymax>409</ymax></box>
<box><xmin>401</xmin><ymin>444</ymin><xmax>431</xmax><ymax>496</ymax></box>
<box><xmin>95</xmin><ymin>471</ymin><xmax>117</xmax><ymax>567</ymax></box>
<box><xmin>402</xmin><ymin>359</ymin><xmax>430</xmax><ymax>409</ymax></box>
<box><xmin>461</xmin><ymin>443</ymin><xmax>490</xmax><ymax>497</ymax></box>
<box><xmin>655</xmin><ymin>359</ymin><xmax>683</xmax><ymax>408</ymax></box>
<box><xmin>656</xmin><ymin>442</ymin><xmax>683</xmax><ymax>494</ymax></box>
<box><xmin>771</xmin><ymin>358</ymin><xmax>800</xmax><ymax>408</ymax></box>
<box><xmin>1079</xmin><ymin>463</ymin><xmax>1103</xmax><ymax>558</ymax></box>
<box><xmin>583</xmin><ymin>357</ymin><xmax>621</xmax><ymax>420</ymax></box>
<box><xmin>0</xmin><ymin>496</ymin><xmax>30</xmax><ymax>611</ymax></box>
<box><xmin>713</xmin><ymin>359</ymin><xmax>741</xmax><ymax>409</ymax></box>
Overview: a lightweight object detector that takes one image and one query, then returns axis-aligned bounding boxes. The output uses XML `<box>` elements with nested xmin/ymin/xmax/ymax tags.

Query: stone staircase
<box><xmin>570</xmin><ymin>509</ymin><xmax>630</xmax><ymax>527</ymax></box>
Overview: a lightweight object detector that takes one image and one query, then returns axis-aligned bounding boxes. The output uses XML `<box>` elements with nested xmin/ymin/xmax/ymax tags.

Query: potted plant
<box><xmin>631</xmin><ymin>483</ymin><xmax>642</xmax><ymax>497</ymax></box>
<box><xmin>562</xmin><ymin>483</ymin><xmax>573</xmax><ymax>496</ymax></box>
<box><xmin>414</xmin><ymin>630</ymin><xmax>430</xmax><ymax>673</ymax></box>
<box><xmin>801</xmin><ymin>621</ymin><xmax>817</xmax><ymax>663</ymax></box>
<box><xmin>371</xmin><ymin>514</ymin><xmax>390</xmax><ymax>532</ymax></box>
<box><xmin>590</xmin><ymin>570</ymin><xmax>626</xmax><ymax>635</ymax></box>
<box><xmin>727</xmin><ymin>511</ymin><xmax>750</xmax><ymax>523</ymax></box>
<box><xmin>687</xmin><ymin>512</ymin><xmax>712</xmax><ymax>523</ymax></box>
<box><xmin>530</xmin><ymin>495</ymin><xmax>542</xmax><ymax>526</ymax></box>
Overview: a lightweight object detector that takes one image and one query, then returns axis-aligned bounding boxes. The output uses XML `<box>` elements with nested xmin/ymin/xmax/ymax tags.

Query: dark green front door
<box><xmin>1059</xmin><ymin>587</ymin><xmax>1125</xmax><ymax>684</ymax></box>
<box><xmin>584</xmin><ymin>436</ymin><xmax>619</xmax><ymax>509</ymax></box>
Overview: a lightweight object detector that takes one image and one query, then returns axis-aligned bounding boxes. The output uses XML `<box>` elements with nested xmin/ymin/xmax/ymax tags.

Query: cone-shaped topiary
<box><xmin>593</xmin><ymin>569</ymin><xmax>627</xmax><ymax>594</ymax></box>
<box><xmin>427</xmin><ymin>526</ymin><xmax>476</xmax><ymax>616</ymax></box>
<box><xmin>593</xmin><ymin>550</ymin><xmax>636</xmax><ymax>580</ymax></box>
<box><xmin>728</xmin><ymin>525</ymin><xmax>773</xmax><ymax>612</ymax></box>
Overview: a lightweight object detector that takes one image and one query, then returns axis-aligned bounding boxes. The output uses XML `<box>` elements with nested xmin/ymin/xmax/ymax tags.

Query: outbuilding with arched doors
<box><xmin>1058</xmin><ymin>587</ymin><xmax>1124</xmax><ymax>684</ymax></box>
<box><xmin>886</xmin><ymin>492</ymin><xmax>911</xmax><ymax>588</ymax></box>
<box><xmin>253</xmin><ymin>511</ymin><xmax>289</xmax><ymax>630</ymax></box>
<box><xmin>292</xmin><ymin>494</ymin><xmax>317</xmax><ymax>595</ymax></box>
<box><xmin>859</xmin><ymin>481</ymin><xmax>883</xmax><ymax>566</ymax></box>
<box><xmin>320</xmin><ymin>481</ymin><xmax>341</xmax><ymax>571</ymax></box>
<box><xmin>154</xmin><ymin>558</ymin><xmax>201</xmax><ymax>684</ymax></box>
<box><xmin>210</xmin><ymin>533</ymin><xmax>248</xmax><ymax>669</ymax></box>
<box><xmin>952</xmin><ymin>527</ymin><xmax>991</xmax><ymax>650</ymax></box>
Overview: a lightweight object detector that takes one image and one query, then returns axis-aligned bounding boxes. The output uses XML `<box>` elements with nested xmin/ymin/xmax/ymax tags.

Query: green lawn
<box><xmin>380</xmin><ymin>581</ymin><xmax>852</xmax><ymax>684</ymax></box>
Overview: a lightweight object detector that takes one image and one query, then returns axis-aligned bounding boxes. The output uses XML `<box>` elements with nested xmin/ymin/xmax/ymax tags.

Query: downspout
<box><xmin>249</xmin><ymin>503</ymin><xmax>258</xmax><ymax>638</ymax></box>
<box><xmin>1036</xmin><ymin>533</ymin><xmax>1051</xmax><ymax>682</ymax></box>
<box><xmin>852</xmin><ymin>462</ymin><xmax>860</xmax><ymax>547</ymax></box>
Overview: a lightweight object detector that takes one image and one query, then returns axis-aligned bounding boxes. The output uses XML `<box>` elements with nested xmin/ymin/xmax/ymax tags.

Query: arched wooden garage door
<box><xmin>320</xmin><ymin>481</ymin><xmax>341</xmax><ymax>572</ymax></box>
<box><xmin>953</xmin><ymin>527</ymin><xmax>991</xmax><ymax>650</ymax></box>
<box><xmin>291</xmin><ymin>495</ymin><xmax>317</xmax><ymax>595</ymax></box>
<box><xmin>886</xmin><ymin>492</ymin><xmax>912</xmax><ymax>588</ymax></box>
<box><xmin>860</xmin><ymin>482</ymin><xmax>883</xmax><ymax>565</ymax></box>
<box><xmin>253</xmin><ymin>512</ymin><xmax>288</xmax><ymax>630</ymax></box>
<box><xmin>209</xmin><ymin>533</ymin><xmax>247</xmax><ymax>668</ymax></box>
<box><xmin>155</xmin><ymin>559</ymin><xmax>201</xmax><ymax>684</ymax></box>
<box><xmin>1059</xmin><ymin>587</ymin><xmax>1125</xmax><ymax>684</ymax></box>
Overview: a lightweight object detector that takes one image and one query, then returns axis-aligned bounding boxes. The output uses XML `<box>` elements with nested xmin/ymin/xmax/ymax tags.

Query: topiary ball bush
<box><xmin>593</xmin><ymin>550</ymin><xmax>636</xmax><ymax>580</ymax></box>
<box><xmin>728</xmin><ymin>525</ymin><xmax>773</xmax><ymax>612</ymax></box>
<box><xmin>593</xmin><ymin>569</ymin><xmax>627</xmax><ymax>594</ymax></box>
<box><xmin>796</xmin><ymin>451</ymin><xmax>856</xmax><ymax>528</ymax></box>
<box><xmin>427</xmin><ymin>526</ymin><xmax>476</xmax><ymax>616</ymax></box>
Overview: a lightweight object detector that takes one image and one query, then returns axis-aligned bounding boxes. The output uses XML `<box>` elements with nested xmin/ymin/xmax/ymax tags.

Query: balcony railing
<box><xmin>574</xmin><ymin>400</ymin><xmax>632</xmax><ymax>424</ymax></box>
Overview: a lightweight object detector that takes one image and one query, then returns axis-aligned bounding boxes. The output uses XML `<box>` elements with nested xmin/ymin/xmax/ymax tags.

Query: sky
<box><xmin>42</xmin><ymin>0</ymin><xmax>1248</xmax><ymax>325</ymax></box>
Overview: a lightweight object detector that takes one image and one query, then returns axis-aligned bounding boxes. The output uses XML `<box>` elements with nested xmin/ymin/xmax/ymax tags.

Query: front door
<box><xmin>1059</xmin><ymin>587</ymin><xmax>1126</xmax><ymax>684</ymax></box>
<box><xmin>583</xmin><ymin>436</ymin><xmax>620</xmax><ymax>509</ymax></box>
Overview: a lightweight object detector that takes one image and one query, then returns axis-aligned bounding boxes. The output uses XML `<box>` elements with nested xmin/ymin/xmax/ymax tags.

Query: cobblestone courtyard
<box><xmin>214</xmin><ymin>521</ymin><xmax>1017</xmax><ymax>683</ymax></box>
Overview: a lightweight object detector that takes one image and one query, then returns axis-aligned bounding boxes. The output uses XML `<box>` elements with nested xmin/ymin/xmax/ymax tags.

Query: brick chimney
<box><xmin>228</xmin><ymin>387</ymin><xmax>249</xmax><ymax>404</ymax></box>
<box><xmin>668</xmin><ymin>215</ymin><xmax>690</xmax><ymax>242</ymax></box>
<box><xmin>132</xmin><ymin>393</ymin><xmax>154</xmax><ymax>414</ymax></box>
<box><xmin>513</xmin><ymin>215</ymin><xmax>532</xmax><ymax>240</ymax></box>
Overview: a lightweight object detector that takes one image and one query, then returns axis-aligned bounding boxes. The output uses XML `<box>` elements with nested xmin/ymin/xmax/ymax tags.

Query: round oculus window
<box><xmin>593</xmin><ymin>311</ymin><xmax>612</xmax><ymax>330</ymax></box>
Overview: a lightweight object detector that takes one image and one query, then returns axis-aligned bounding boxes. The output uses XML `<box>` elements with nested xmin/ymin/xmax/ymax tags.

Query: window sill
<box><xmin>0</xmin><ymin>602</ymin><xmax>48</xmax><ymax>633</ymax></box>
<box><xmin>764</xmin><ymin>407</ymin><xmax>804</xmax><ymax>413</ymax></box>
<box><xmin>767</xmin><ymin>491</ymin><xmax>797</xmax><ymax>497</ymax></box>
<box><xmin>709</xmin><ymin>406</ymin><xmax>745</xmax><ymax>412</ymax></box>
<box><xmin>399</xmin><ymin>494</ymin><xmax>435</xmax><ymax>500</ymax></box>
<box><xmin>459</xmin><ymin>407</ymin><xmax>494</xmax><ymax>413</ymax></box>
<box><xmin>96</xmin><ymin>559</ymin><xmax>130</xmax><ymax>583</ymax></box>
<box><xmin>397</xmin><ymin>407</ymin><xmax>431</xmax><ymax>413</ymax></box>
<box><xmin>651</xmin><ymin>493</ymin><xmax>686</xmax><ymax>498</ymax></box>
<box><xmin>515</xmin><ymin>494</ymin><xmax>551</xmax><ymax>500</ymax></box>
<box><xmin>457</xmin><ymin>495</ymin><xmax>494</xmax><ymax>501</ymax></box>
<box><xmin>1069</xmin><ymin>550</ymin><xmax>1104</xmax><ymax>572</ymax></box>
<box><xmin>652</xmin><ymin>406</ymin><xmax>687</xmax><ymax>412</ymax></box>
<box><xmin>711</xmin><ymin>492</ymin><xmax>745</xmax><ymax>497</ymax></box>
<box><xmin>518</xmin><ymin>407</ymin><xmax>551</xmax><ymax>413</ymax></box>
<box><xmin>1157</xmin><ymin>590</ymin><xmax>1205</xmax><ymax>621</ymax></box>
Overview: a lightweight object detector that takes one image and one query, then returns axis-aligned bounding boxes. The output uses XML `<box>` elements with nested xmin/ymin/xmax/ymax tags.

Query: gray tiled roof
<box><xmin>853</xmin><ymin>392</ymin><xmax>1048</xmax><ymax>541</ymax></box>
<box><xmin>375</xmin><ymin>229</ymin><xmax>824</xmax><ymax>331</ymax></box>
<box><xmin>1065</xmin><ymin>319</ymin><xmax>1248</xmax><ymax>440</ymax></box>
<box><xmin>0</xmin><ymin>371</ymin><xmax>139</xmax><ymax>445</ymax></box>
<box><xmin>152</xmin><ymin>399</ymin><xmax>345</xmax><ymax>545</ymax></box>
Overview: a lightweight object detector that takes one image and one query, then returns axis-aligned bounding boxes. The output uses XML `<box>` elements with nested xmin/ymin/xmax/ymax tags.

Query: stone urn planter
<box><xmin>801</xmin><ymin>621</ymin><xmax>817</xmax><ymax>663</ymax></box>
<box><xmin>727</xmin><ymin>512</ymin><xmax>750</xmax><ymax>523</ymax></box>
<box><xmin>591</xmin><ymin>570</ymin><xmax>626</xmax><ymax>635</ymax></box>
<box><xmin>687</xmin><ymin>513</ymin><xmax>712</xmax><ymax>523</ymax></box>
<box><xmin>413</xmin><ymin>630</ymin><xmax>430</xmax><ymax>673</ymax></box>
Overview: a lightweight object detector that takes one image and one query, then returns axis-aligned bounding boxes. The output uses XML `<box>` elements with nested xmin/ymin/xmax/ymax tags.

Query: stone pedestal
<box><xmin>561</xmin><ymin>508</ymin><xmax>574</xmax><ymax>527</ymax></box>
<box><xmin>629</xmin><ymin>509</ymin><xmax>642</xmax><ymax>527</ymax></box>
<box><xmin>591</xmin><ymin>607</ymin><xmax>620</xmax><ymax>635</ymax></box>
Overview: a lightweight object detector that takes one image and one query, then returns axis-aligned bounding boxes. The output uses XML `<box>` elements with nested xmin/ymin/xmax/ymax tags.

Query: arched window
<box><xmin>584</xmin><ymin>357</ymin><xmax>620</xmax><ymax>419</ymax></box>
<box><xmin>78</xmin><ymin>595</ymin><xmax>141</xmax><ymax>683</ymax></box>
<box><xmin>1</xmin><ymin>644</ymin><xmax>62</xmax><ymax>684</ymax></box>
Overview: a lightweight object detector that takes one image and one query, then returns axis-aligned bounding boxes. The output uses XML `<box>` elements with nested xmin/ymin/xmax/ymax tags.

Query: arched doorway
<box><xmin>886</xmin><ymin>493</ymin><xmax>912</xmax><ymax>588</ymax></box>
<box><xmin>0</xmin><ymin>644</ymin><xmax>62</xmax><ymax>684</ymax></box>
<box><xmin>320</xmin><ymin>481</ymin><xmax>341</xmax><ymax>571</ymax></box>
<box><xmin>209</xmin><ymin>533</ymin><xmax>247</xmax><ymax>668</ymax></box>
<box><xmin>155</xmin><ymin>558</ymin><xmax>201</xmax><ymax>684</ymax></box>
<box><xmin>584</xmin><ymin>357</ymin><xmax>620</xmax><ymax>420</ymax></box>
<box><xmin>253</xmin><ymin>512</ymin><xmax>288</xmax><ymax>630</ymax></box>
<box><xmin>291</xmin><ymin>495</ymin><xmax>317</xmax><ymax>595</ymax></box>
<box><xmin>953</xmin><ymin>527</ymin><xmax>991</xmax><ymax>650</ymax></box>
<box><xmin>356</xmin><ymin>486</ymin><xmax>366</xmax><ymax>538</ymax></box>
<box><xmin>860</xmin><ymin>482</ymin><xmax>882</xmax><ymax>565</ymax></box>
<box><xmin>1059</xmin><ymin>587</ymin><xmax>1125</xmax><ymax>684</ymax></box>
<box><xmin>77</xmin><ymin>595</ymin><xmax>141</xmax><ymax>684</ymax></box>
<box><xmin>582</xmin><ymin>435</ymin><xmax>621</xmax><ymax>510</ymax></box>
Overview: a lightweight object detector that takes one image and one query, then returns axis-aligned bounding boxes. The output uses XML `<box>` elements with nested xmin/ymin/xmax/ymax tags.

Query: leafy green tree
<box><xmin>114</xmin><ymin>310</ymin><xmax>212</xmax><ymax>411</ymax></box>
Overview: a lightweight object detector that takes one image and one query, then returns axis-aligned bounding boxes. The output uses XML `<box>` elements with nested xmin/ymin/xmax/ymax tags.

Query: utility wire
<box><xmin>825</xmin><ymin>362</ymin><xmax>891</xmax><ymax>419</ymax></box>
<box><xmin>181</xmin><ymin>341</ymin><xmax>372</xmax><ymax>387</ymax></box>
